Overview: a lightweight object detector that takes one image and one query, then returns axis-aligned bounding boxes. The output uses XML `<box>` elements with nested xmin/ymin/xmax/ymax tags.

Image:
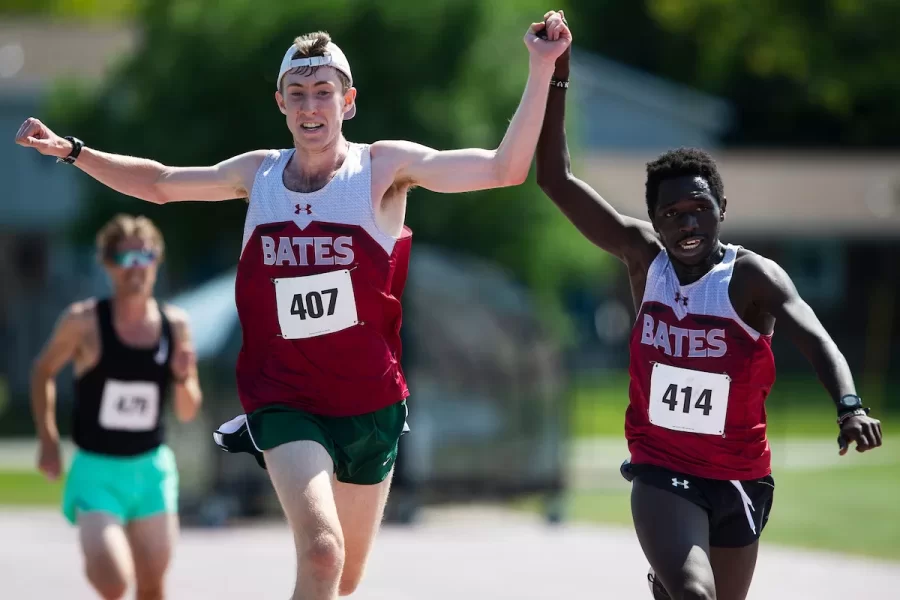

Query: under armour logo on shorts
<box><xmin>671</xmin><ymin>478</ymin><xmax>690</xmax><ymax>489</ymax></box>
<box><xmin>295</xmin><ymin>203</ymin><xmax>312</xmax><ymax>215</ymax></box>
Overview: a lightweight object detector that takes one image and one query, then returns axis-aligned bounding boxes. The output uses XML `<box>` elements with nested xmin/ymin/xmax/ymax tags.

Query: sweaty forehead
<box><xmin>283</xmin><ymin>66</ymin><xmax>341</xmax><ymax>88</ymax></box>
<box><xmin>656</xmin><ymin>175</ymin><xmax>715</xmax><ymax>207</ymax></box>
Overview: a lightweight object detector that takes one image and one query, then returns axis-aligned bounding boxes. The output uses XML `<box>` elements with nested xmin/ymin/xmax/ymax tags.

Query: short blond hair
<box><xmin>284</xmin><ymin>31</ymin><xmax>351</xmax><ymax>93</ymax></box>
<box><xmin>96</xmin><ymin>214</ymin><xmax>165</xmax><ymax>262</ymax></box>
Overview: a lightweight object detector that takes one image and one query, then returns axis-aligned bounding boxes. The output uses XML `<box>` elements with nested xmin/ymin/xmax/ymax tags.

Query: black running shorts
<box><xmin>622</xmin><ymin>460</ymin><xmax>775</xmax><ymax>548</ymax></box>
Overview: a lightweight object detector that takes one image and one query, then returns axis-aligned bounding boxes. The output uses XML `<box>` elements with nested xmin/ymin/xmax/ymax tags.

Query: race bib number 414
<box><xmin>648</xmin><ymin>362</ymin><xmax>730</xmax><ymax>435</ymax></box>
<box><xmin>274</xmin><ymin>270</ymin><xmax>358</xmax><ymax>340</ymax></box>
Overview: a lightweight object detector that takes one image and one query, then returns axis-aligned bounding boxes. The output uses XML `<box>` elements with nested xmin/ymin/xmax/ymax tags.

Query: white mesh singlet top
<box><xmin>233</xmin><ymin>141</ymin><xmax>413</xmax><ymax>417</ymax></box>
<box><xmin>241</xmin><ymin>143</ymin><xmax>398</xmax><ymax>257</ymax></box>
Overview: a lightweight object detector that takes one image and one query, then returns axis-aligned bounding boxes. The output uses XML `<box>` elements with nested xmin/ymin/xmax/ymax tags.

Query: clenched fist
<box><xmin>525</xmin><ymin>10</ymin><xmax>572</xmax><ymax>65</ymax></box>
<box><xmin>14</xmin><ymin>117</ymin><xmax>73</xmax><ymax>159</ymax></box>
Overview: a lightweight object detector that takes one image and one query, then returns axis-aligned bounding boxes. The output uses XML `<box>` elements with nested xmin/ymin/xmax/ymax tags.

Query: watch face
<box><xmin>841</xmin><ymin>396</ymin><xmax>860</xmax><ymax>409</ymax></box>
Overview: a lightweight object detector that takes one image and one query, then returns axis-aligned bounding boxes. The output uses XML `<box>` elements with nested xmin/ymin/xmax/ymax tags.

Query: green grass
<box><xmin>0</xmin><ymin>471</ymin><xmax>64</xmax><ymax>506</ymax></box>
<box><xmin>763</xmin><ymin>462</ymin><xmax>900</xmax><ymax>559</ymax></box>
<box><xmin>518</xmin><ymin>370</ymin><xmax>900</xmax><ymax>560</ymax></box>
<box><xmin>532</xmin><ymin>459</ymin><xmax>900</xmax><ymax>561</ymax></box>
<box><xmin>517</xmin><ymin>436</ymin><xmax>900</xmax><ymax>561</ymax></box>
<box><xmin>570</xmin><ymin>371</ymin><xmax>898</xmax><ymax>439</ymax></box>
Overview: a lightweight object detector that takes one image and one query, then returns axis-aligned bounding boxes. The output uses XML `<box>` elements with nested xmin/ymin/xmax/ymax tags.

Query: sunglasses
<box><xmin>110</xmin><ymin>249</ymin><xmax>159</xmax><ymax>268</ymax></box>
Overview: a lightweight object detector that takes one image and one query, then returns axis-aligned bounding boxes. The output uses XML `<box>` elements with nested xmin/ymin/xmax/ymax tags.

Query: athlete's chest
<box><xmin>248</xmin><ymin>216</ymin><xmax>407</xmax><ymax>277</ymax></box>
<box><xmin>635</xmin><ymin>305</ymin><xmax>758</xmax><ymax>360</ymax></box>
<box><xmin>259</xmin><ymin>225</ymin><xmax>358</xmax><ymax>268</ymax></box>
<box><xmin>75</xmin><ymin>317</ymin><xmax>161</xmax><ymax>375</ymax></box>
<box><xmin>634</xmin><ymin>305</ymin><xmax>773</xmax><ymax>435</ymax></box>
<box><xmin>113</xmin><ymin>318</ymin><xmax>162</xmax><ymax>349</ymax></box>
<box><xmin>643</xmin><ymin>249</ymin><xmax>770</xmax><ymax>335</ymax></box>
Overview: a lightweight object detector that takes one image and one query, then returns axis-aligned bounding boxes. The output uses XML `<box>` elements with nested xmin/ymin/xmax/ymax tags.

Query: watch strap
<box><xmin>59</xmin><ymin>136</ymin><xmax>84</xmax><ymax>164</ymax></box>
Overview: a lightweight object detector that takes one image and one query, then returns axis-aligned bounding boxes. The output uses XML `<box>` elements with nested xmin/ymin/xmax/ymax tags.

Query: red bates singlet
<box><xmin>626</xmin><ymin>244</ymin><xmax>776</xmax><ymax>480</ymax></box>
<box><xmin>234</xmin><ymin>144</ymin><xmax>411</xmax><ymax>417</ymax></box>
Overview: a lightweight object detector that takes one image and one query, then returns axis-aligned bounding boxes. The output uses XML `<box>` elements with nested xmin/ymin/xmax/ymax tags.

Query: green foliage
<box><xmin>564</xmin><ymin>0</ymin><xmax>900</xmax><ymax>146</ymax></box>
<box><xmin>0</xmin><ymin>0</ymin><xmax>138</xmax><ymax>20</ymax></box>
<box><xmin>44</xmin><ymin>0</ymin><xmax>611</xmax><ymax>332</ymax></box>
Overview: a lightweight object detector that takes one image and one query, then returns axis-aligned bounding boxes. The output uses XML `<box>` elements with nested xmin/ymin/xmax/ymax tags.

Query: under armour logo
<box><xmin>672</xmin><ymin>478</ymin><xmax>690</xmax><ymax>489</ymax></box>
<box><xmin>295</xmin><ymin>203</ymin><xmax>312</xmax><ymax>215</ymax></box>
<box><xmin>674</xmin><ymin>292</ymin><xmax>689</xmax><ymax>307</ymax></box>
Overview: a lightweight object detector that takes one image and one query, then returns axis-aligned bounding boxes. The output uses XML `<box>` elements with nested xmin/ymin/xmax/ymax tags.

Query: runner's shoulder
<box><xmin>623</xmin><ymin>222</ymin><xmax>663</xmax><ymax>275</ymax></box>
<box><xmin>368</xmin><ymin>139</ymin><xmax>437</xmax><ymax>169</ymax></box>
<box><xmin>161</xmin><ymin>303</ymin><xmax>191</xmax><ymax>336</ymax></box>
<box><xmin>231</xmin><ymin>149</ymin><xmax>277</xmax><ymax>201</ymax></box>
<box><xmin>235</xmin><ymin>149</ymin><xmax>275</xmax><ymax>163</ymax></box>
<box><xmin>58</xmin><ymin>298</ymin><xmax>99</xmax><ymax>335</ymax></box>
<box><xmin>161</xmin><ymin>303</ymin><xmax>188</xmax><ymax>325</ymax></box>
<box><xmin>67</xmin><ymin>297</ymin><xmax>98</xmax><ymax>320</ymax></box>
<box><xmin>732</xmin><ymin>248</ymin><xmax>791</xmax><ymax>295</ymax></box>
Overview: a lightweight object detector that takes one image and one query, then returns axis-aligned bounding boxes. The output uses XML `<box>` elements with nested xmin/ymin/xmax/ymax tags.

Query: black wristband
<box><xmin>58</xmin><ymin>136</ymin><xmax>83</xmax><ymax>164</ymax></box>
<box><xmin>550</xmin><ymin>77</ymin><xmax>569</xmax><ymax>89</ymax></box>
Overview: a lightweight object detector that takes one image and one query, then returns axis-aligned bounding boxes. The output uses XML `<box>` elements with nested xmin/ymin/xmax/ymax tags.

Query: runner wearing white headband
<box><xmin>15</xmin><ymin>14</ymin><xmax>572</xmax><ymax>599</ymax></box>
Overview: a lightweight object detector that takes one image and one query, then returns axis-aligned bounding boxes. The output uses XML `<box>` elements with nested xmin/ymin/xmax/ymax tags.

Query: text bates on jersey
<box><xmin>274</xmin><ymin>270</ymin><xmax>359</xmax><ymax>339</ymax></box>
<box><xmin>649</xmin><ymin>362</ymin><xmax>730</xmax><ymax>436</ymax></box>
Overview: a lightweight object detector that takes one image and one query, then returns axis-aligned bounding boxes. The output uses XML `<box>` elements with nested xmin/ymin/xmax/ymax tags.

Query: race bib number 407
<box><xmin>99</xmin><ymin>380</ymin><xmax>160</xmax><ymax>431</ymax></box>
<box><xmin>648</xmin><ymin>362</ymin><xmax>730</xmax><ymax>435</ymax></box>
<box><xmin>274</xmin><ymin>270</ymin><xmax>358</xmax><ymax>340</ymax></box>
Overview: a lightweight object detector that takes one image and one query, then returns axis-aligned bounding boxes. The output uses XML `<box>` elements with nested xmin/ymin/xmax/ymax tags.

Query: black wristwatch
<box><xmin>58</xmin><ymin>136</ymin><xmax>84</xmax><ymax>164</ymax></box>
<box><xmin>837</xmin><ymin>394</ymin><xmax>863</xmax><ymax>414</ymax></box>
<box><xmin>836</xmin><ymin>394</ymin><xmax>870</xmax><ymax>425</ymax></box>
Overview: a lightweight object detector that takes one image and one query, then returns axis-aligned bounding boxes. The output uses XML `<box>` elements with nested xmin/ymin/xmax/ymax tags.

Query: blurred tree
<box><xmin>40</xmin><ymin>0</ymin><xmax>614</xmax><ymax>332</ymax></box>
<box><xmin>564</xmin><ymin>0</ymin><xmax>900</xmax><ymax>147</ymax></box>
<box><xmin>1</xmin><ymin>0</ymin><xmax>138</xmax><ymax>20</ymax></box>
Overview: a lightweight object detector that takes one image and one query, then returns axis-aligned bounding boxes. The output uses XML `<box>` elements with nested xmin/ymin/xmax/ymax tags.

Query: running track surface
<box><xmin>2</xmin><ymin>508</ymin><xmax>897</xmax><ymax>599</ymax></box>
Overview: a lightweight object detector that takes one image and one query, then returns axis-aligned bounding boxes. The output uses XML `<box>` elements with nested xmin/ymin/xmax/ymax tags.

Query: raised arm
<box><xmin>749</xmin><ymin>255</ymin><xmax>883</xmax><ymax>454</ymax></box>
<box><xmin>535</xmin><ymin>47</ymin><xmax>656</xmax><ymax>263</ymax></box>
<box><xmin>15</xmin><ymin>117</ymin><xmax>266</xmax><ymax>204</ymax></box>
<box><xmin>370</xmin><ymin>12</ymin><xmax>570</xmax><ymax>194</ymax></box>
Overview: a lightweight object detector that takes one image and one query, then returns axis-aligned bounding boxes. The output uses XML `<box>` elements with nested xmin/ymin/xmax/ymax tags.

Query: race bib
<box><xmin>648</xmin><ymin>362</ymin><xmax>730</xmax><ymax>435</ymax></box>
<box><xmin>274</xmin><ymin>270</ymin><xmax>358</xmax><ymax>340</ymax></box>
<box><xmin>98</xmin><ymin>380</ymin><xmax>160</xmax><ymax>432</ymax></box>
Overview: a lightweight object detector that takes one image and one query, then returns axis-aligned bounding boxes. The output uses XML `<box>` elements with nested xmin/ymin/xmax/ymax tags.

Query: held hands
<box><xmin>838</xmin><ymin>413</ymin><xmax>883</xmax><ymax>456</ymax></box>
<box><xmin>525</xmin><ymin>10</ymin><xmax>572</xmax><ymax>65</ymax></box>
<box><xmin>14</xmin><ymin>117</ymin><xmax>72</xmax><ymax>159</ymax></box>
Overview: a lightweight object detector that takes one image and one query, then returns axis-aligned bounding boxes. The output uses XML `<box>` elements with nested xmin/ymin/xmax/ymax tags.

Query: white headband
<box><xmin>277</xmin><ymin>41</ymin><xmax>355</xmax><ymax>119</ymax></box>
